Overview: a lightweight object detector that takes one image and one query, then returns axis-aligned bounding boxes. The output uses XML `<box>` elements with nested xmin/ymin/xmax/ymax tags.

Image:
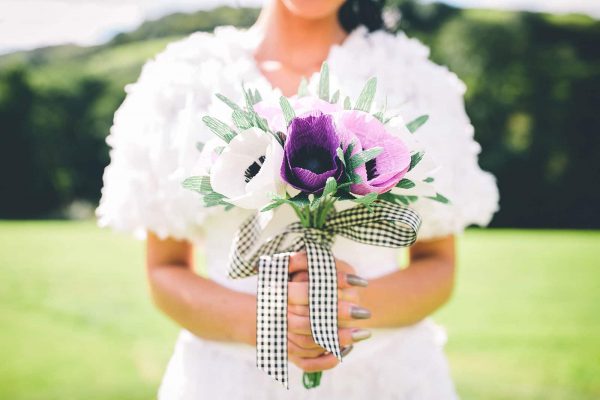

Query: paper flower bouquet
<box><xmin>183</xmin><ymin>63</ymin><xmax>448</xmax><ymax>389</ymax></box>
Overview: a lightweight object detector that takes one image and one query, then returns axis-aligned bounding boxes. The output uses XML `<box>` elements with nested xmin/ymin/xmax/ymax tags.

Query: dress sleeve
<box><xmin>96</xmin><ymin>37</ymin><xmax>218</xmax><ymax>242</ymax></box>
<box><xmin>409</xmin><ymin>55</ymin><xmax>500</xmax><ymax>240</ymax></box>
<box><xmin>380</xmin><ymin>32</ymin><xmax>500</xmax><ymax>240</ymax></box>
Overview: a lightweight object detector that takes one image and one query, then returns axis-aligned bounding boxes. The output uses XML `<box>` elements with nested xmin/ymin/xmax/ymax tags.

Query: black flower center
<box><xmin>293</xmin><ymin>147</ymin><xmax>332</xmax><ymax>174</ymax></box>
<box><xmin>244</xmin><ymin>155</ymin><xmax>266</xmax><ymax>183</ymax></box>
<box><xmin>365</xmin><ymin>158</ymin><xmax>378</xmax><ymax>180</ymax></box>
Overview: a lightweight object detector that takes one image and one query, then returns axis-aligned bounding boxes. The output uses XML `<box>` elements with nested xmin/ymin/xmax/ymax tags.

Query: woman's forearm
<box><xmin>146</xmin><ymin>232</ymin><xmax>256</xmax><ymax>346</ymax></box>
<box><xmin>359</xmin><ymin>235</ymin><xmax>456</xmax><ymax>328</ymax></box>
<box><xmin>147</xmin><ymin>265</ymin><xmax>256</xmax><ymax>345</ymax></box>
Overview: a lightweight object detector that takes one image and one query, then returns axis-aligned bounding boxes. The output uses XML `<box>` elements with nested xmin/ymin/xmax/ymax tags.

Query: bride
<box><xmin>97</xmin><ymin>0</ymin><xmax>499</xmax><ymax>398</ymax></box>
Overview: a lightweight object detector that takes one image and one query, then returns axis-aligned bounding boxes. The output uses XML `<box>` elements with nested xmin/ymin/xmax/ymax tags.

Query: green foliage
<box><xmin>353</xmin><ymin>77</ymin><xmax>377</xmax><ymax>112</ymax></box>
<box><xmin>318</xmin><ymin>62</ymin><xmax>330</xmax><ymax>101</ymax></box>
<box><xmin>406</xmin><ymin>115</ymin><xmax>429</xmax><ymax>133</ymax></box>
<box><xmin>4</xmin><ymin>223</ymin><xmax>599</xmax><ymax>399</ymax></box>
<box><xmin>0</xmin><ymin>3</ymin><xmax>598</xmax><ymax>228</ymax></box>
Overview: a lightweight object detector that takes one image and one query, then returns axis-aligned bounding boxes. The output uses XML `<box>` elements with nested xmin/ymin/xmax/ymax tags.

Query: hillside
<box><xmin>0</xmin><ymin>3</ymin><xmax>598</xmax><ymax>227</ymax></box>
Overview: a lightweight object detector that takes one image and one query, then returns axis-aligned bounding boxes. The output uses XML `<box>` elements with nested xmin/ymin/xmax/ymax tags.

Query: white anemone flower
<box><xmin>210</xmin><ymin>127</ymin><xmax>285</xmax><ymax>210</ymax></box>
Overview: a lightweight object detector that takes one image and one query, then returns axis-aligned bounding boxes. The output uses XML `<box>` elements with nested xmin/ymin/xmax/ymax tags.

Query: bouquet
<box><xmin>183</xmin><ymin>63</ymin><xmax>448</xmax><ymax>389</ymax></box>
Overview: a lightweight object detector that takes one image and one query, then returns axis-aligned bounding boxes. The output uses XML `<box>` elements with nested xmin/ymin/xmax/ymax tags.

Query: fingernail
<box><xmin>351</xmin><ymin>329</ymin><xmax>372</xmax><ymax>342</ymax></box>
<box><xmin>346</xmin><ymin>274</ymin><xmax>368</xmax><ymax>287</ymax></box>
<box><xmin>341</xmin><ymin>345</ymin><xmax>353</xmax><ymax>358</ymax></box>
<box><xmin>350</xmin><ymin>306</ymin><xmax>371</xmax><ymax>319</ymax></box>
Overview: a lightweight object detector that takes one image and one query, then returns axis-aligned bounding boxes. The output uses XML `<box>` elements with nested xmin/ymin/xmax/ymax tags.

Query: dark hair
<box><xmin>338</xmin><ymin>0</ymin><xmax>386</xmax><ymax>33</ymax></box>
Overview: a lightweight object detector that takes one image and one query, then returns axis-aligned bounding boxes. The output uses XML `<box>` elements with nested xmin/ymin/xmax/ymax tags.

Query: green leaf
<box><xmin>354</xmin><ymin>77</ymin><xmax>377</xmax><ymax>113</ymax></box>
<box><xmin>196</xmin><ymin>142</ymin><xmax>205</xmax><ymax>152</ymax></box>
<box><xmin>318</xmin><ymin>62</ymin><xmax>330</xmax><ymax>101</ymax></box>
<box><xmin>343</xmin><ymin>96</ymin><xmax>352</xmax><ymax>110</ymax></box>
<box><xmin>253</xmin><ymin>89</ymin><xmax>262</xmax><ymax>103</ymax></box>
<box><xmin>261</xmin><ymin>198</ymin><xmax>286</xmax><ymax>212</ymax></box>
<box><xmin>322</xmin><ymin>177</ymin><xmax>338</xmax><ymax>198</ymax></box>
<box><xmin>214</xmin><ymin>146</ymin><xmax>225</xmax><ymax>155</ymax></box>
<box><xmin>349</xmin><ymin>147</ymin><xmax>383</xmax><ymax>170</ymax></box>
<box><xmin>406</xmin><ymin>115</ymin><xmax>429</xmax><ymax>133</ymax></box>
<box><xmin>215</xmin><ymin>93</ymin><xmax>243</xmax><ymax>113</ymax></box>
<box><xmin>182</xmin><ymin>176</ymin><xmax>230</xmax><ymax>208</ymax></box>
<box><xmin>426</xmin><ymin>193</ymin><xmax>450</xmax><ymax>204</ymax></box>
<box><xmin>373</xmin><ymin>111</ymin><xmax>384</xmax><ymax>122</ymax></box>
<box><xmin>409</xmin><ymin>151</ymin><xmax>424</xmax><ymax>172</ymax></box>
<box><xmin>181</xmin><ymin>176</ymin><xmax>205</xmax><ymax>193</ymax></box>
<box><xmin>330</xmin><ymin>90</ymin><xmax>340</xmax><ymax>104</ymax></box>
<box><xmin>352</xmin><ymin>193</ymin><xmax>378</xmax><ymax>211</ymax></box>
<box><xmin>298</xmin><ymin>77</ymin><xmax>309</xmax><ymax>97</ymax></box>
<box><xmin>289</xmin><ymin>192</ymin><xmax>310</xmax><ymax>208</ymax></box>
<box><xmin>279</xmin><ymin>96</ymin><xmax>296</xmax><ymax>128</ymax></box>
<box><xmin>423</xmin><ymin>177</ymin><xmax>435</xmax><ymax>183</ymax></box>
<box><xmin>202</xmin><ymin>116</ymin><xmax>236</xmax><ymax>143</ymax></box>
<box><xmin>231</xmin><ymin>110</ymin><xmax>252</xmax><ymax>130</ymax></box>
<box><xmin>336</xmin><ymin>147</ymin><xmax>346</xmax><ymax>167</ymax></box>
<box><xmin>396</xmin><ymin>179</ymin><xmax>416</xmax><ymax>189</ymax></box>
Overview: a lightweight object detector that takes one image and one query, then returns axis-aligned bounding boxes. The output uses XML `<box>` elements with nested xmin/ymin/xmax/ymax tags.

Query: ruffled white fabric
<box><xmin>97</xmin><ymin>25</ymin><xmax>499</xmax><ymax>399</ymax></box>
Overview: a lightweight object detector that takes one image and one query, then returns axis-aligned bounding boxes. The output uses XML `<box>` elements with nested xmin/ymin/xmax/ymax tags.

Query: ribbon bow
<box><xmin>228</xmin><ymin>201</ymin><xmax>421</xmax><ymax>389</ymax></box>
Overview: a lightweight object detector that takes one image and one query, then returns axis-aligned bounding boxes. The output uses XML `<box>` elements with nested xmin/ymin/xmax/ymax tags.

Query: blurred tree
<box><xmin>0</xmin><ymin>5</ymin><xmax>598</xmax><ymax>227</ymax></box>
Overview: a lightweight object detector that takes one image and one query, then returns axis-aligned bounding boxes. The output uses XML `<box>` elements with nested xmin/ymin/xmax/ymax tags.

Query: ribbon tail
<box><xmin>306</xmin><ymin>241</ymin><xmax>342</xmax><ymax>360</ymax></box>
<box><xmin>256</xmin><ymin>254</ymin><xmax>290</xmax><ymax>389</ymax></box>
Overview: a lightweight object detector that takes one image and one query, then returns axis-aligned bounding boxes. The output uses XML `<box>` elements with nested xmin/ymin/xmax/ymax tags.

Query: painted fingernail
<box><xmin>341</xmin><ymin>345</ymin><xmax>354</xmax><ymax>358</ymax></box>
<box><xmin>346</xmin><ymin>274</ymin><xmax>368</xmax><ymax>287</ymax></box>
<box><xmin>351</xmin><ymin>329</ymin><xmax>372</xmax><ymax>342</ymax></box>
<box><xmin>350</xmin><ymin>306</ymin><xmax>371</xmax><ymax>319</ymax></box>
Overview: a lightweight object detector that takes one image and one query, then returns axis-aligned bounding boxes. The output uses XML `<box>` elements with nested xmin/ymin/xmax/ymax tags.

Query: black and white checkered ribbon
<box><xmin>228</xmin><ymin>201</ymin><xmax>421</xmax><ymax>388</ymax></box>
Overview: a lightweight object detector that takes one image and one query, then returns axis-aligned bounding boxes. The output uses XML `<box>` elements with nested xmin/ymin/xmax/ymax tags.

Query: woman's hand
<box><xmin>286</xmin><ymin>252</ymin><xmax>372</xmax><ymax>372</ymax></box>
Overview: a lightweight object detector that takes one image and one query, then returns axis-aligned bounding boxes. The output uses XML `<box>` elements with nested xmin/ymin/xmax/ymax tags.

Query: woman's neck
<box><xmin>252</xmin><ymin>1</ymin><xmax>347</xmax><ymax>76</ymax></box>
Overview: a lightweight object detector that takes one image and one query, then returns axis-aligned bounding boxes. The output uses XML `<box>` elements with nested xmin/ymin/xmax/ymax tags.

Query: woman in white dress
<box><xmin>97</xmin><ymin>0</ymin><xmax>499</xmax><ymax>398</ymax></box>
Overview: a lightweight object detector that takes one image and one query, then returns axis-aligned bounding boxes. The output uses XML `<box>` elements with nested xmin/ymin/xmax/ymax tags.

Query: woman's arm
<box><xmin>146</xmin><ymin>232</ymin><xmax>256</xmax><ymax>345</ymax></box>
<box><xmin>358</xmin><ymin>235</ymin><xmax>456</xmax><ymax>328</ymax></box>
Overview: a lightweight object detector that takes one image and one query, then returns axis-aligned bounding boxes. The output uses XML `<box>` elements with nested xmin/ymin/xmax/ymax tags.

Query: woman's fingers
<box><xmin>287</xmin><ymin>312</ymin><xmax>312</xmax><ymax>335</ymax></box>
<box><xmin>288</xmin><ymin>337</ymin><xmax>326</xmax><ymax>358</ymax></box>
<box><xmin>290</xmin><ymin>352</ymin><xmax>341</xmax><ymax>373</ymax></box>
<box><xmin>338</xmin><ymin>300</ymin><xmax>371</xmax><ymax>322</ymax></box>
<box><xmin>289</xmin><ymin>283</ymin><xmax>361</xmax><ymax>306</ymax></box>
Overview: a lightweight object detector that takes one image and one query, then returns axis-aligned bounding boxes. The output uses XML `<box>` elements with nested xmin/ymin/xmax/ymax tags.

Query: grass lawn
<box><xmin>0</xmin><ymin>222</ymin><xmax>598</xmax><ymax>399</ymax></box>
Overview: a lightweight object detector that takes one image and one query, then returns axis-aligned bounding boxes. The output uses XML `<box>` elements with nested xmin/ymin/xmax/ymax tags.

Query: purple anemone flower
<box><xmin>281</xmin><ymin>111</ymin><xmax>345</xmax><ymax>194</ymax></box>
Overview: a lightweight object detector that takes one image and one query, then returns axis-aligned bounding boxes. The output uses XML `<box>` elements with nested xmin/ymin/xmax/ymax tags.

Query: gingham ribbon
<box><xmin>228</xmin><ymin>201</ymin><xmax>421</xmax><ymax>388</ymax></box>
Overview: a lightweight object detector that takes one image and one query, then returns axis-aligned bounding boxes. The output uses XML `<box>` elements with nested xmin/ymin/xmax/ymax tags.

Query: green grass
<box><xmin>1</xmin><ymin>223</ymin><xmax>599</xmax><ymax>399</ymax></box>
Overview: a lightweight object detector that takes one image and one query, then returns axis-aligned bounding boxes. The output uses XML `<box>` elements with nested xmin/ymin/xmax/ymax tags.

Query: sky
<box><xmin>1</xmin><ymin>0</ymin><xmax>598</xmax><ymax>54</ymax></box>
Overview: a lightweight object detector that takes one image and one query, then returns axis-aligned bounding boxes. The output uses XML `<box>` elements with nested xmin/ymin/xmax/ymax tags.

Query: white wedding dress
<box><xmin>97</xmin><ymin>25</ymin><xmax>499</xmax><ymax>399</ymax></box>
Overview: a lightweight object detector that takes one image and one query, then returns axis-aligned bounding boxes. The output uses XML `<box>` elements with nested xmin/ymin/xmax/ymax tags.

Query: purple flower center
<box><xmin>280</xmin><ymin>111</ymin><xmax>345</xmax><ymax>194</ymax></box>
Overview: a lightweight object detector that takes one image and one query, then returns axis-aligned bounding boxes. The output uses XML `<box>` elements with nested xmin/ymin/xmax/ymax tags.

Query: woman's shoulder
<box><xmin>331</xmin><ymin>27</ymin><xmax>466</xmax><ymax>100</ymax></box>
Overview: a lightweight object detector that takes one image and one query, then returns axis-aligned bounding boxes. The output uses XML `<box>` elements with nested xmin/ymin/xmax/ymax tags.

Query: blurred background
<box><xmin>0</xmin><ymin>0</ymin><xmax>598</xmax><ymax>399</ymax></box>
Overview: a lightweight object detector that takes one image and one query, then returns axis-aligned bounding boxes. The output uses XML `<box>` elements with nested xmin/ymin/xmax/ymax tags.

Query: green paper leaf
<box><xmin>344</xmin><ymin>96</ymin><xmax>352</xmax><ymax>110</ymax></box>
<box><xmin>426</xmin><ymin>193</ymin><xmax>450</xmax><ymax>204</ymax></box>
<box><xmin>409</xmin><ymin>151</ymin><xmax>424</xmax><ymax>172</ymax></box>
<box><xmin>354</xmin><ymin>77</ymin><xmax>377</xmax><ymax>113</ymax></box>
<box><xmin>231</xmin><ymin>110</ymin><xmax>252</xmax><ymax>130</ymax></box>
<box><xmin>182</xmin><ymin>176</ymin><xmax>230</xmax><ymax>208</ymax></box>
<box><xmin>202</xmin><ymin>116</ymin><xmax>236</xmax><ymax>143</ymax></box>
<box><xmin>330</xmin><ymin>90</ymin><xmax>340</xmax><ymax>104</ymax></box>
<box><xmin>396</xmin><ymin>179</ymin><xmax>416</xmax><ymax>189</ymax></box>
<box><xmin>215</xmin><ymin>93</ymin><xmax>243</xmax><ymax>113</ymax></box>
<box><xmin>406</xmin><ymin>115</ymin><xmax>429</xmax><ymax>133</ymax></box>
<box><xmin>322</xmin><ymin>177</ymin><xmax>338</xmax><ymax>198</ymax></box>
<box><xmin>279</xmin><ymin>96</ymin><xmax>296</xmax><ymax>128</ymax></box>
<box><xmin>349</xmin><ymin>147</ymin><xmax>383</xmax><ymax>170</ymax></box>
<box><xmin>336</xmin><ymin>147</ymin><xmax>346</xmax><ymax>167</ymax></box>
<box><xmin>352</xmin><ymin>193</ymin><xmax>378</xmax><ymax>211</ymax></box>
<box><xmin>298</xmin><ymin>77</ymin><xmax>309</xmax><ymax>97</ymax></box>
<box><xmin>318</xmin><ymin>62</ymin><xmax>330</xmax><ymax>101</ymax></box>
